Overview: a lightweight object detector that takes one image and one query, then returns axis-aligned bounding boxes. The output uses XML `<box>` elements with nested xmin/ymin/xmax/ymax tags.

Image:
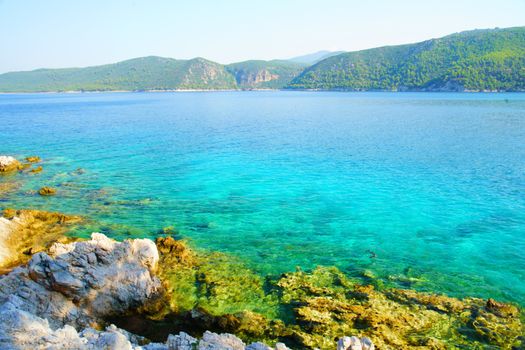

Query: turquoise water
<box><xmin>1</xmin><ymin>91</ymin><xmax>524</xmax><ymax>305</ymax></box>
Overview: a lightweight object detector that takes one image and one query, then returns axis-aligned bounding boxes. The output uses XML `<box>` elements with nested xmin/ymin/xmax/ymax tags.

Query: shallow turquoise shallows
<box><xmin>1</xmin><ymin>91</ymin><xmax>524</xmax><ymax>305</ymax></box>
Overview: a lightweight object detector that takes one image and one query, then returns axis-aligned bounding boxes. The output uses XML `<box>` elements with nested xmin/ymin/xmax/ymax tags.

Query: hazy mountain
<box><xmin>0</xmin><ymin>27</ymin><xmax>523</xmax><ymax>92</ymax></box>
<box><xmin>287</xmin><ymin>51</ymin><xmax>345</xmax><ymax>65</ymax></box>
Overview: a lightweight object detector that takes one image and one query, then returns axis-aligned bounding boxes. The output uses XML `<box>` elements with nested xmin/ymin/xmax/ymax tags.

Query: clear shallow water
<box><xmin>1</xmin><ymin>91</ymin><xmax>524</xmax><ymax>305</ymax></box>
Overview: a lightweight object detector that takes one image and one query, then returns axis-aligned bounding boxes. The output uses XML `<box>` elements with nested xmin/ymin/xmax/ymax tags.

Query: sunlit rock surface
<box><xmin>0</xmin><ymin>232</ymin><xmax>161</xmax><ymax>331</ymax></box>
<box><xmin>0</xmin><ymin>156</ymin><xmax>20</xmax><ymax>173</ymax></box>
<box><xmin>0</xmin><ymin>209</ymin><xmax>82</xmax><ymax>271</ymax></box>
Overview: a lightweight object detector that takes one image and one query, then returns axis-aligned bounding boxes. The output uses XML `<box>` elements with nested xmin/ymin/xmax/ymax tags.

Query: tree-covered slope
<box><xmin>0</xmin><ymin>56</ymin><xmax>237</xmax><ymax>92</ymax></box>
<box><xmin>226</xmin><ymin>60</ymin><xmax>306</xmax><ymax>89</ymax></box>
<box><xmin>288</xmin><ymin>27</ymin><xmax>525</xmax><ymax>91</ymax></box>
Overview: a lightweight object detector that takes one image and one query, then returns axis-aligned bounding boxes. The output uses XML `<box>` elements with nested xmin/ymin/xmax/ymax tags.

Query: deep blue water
<box><xmin>1</xmin><ymin>91</ymin><xmax>524</xmax><ymax>304</ymax></box>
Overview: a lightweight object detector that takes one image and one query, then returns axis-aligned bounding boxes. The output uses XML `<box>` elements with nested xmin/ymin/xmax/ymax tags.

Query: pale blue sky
<box><xmin>0</xmin><ymin>0</ymin><xmax>524</xmax><ymax>73</ymax></box>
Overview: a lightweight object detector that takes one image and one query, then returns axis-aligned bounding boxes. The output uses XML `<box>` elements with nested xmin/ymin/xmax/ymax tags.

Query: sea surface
<box><xmin>1</xmin><ymin>91</ymin><xmax>524</xmax><ymax>305</ymax></box>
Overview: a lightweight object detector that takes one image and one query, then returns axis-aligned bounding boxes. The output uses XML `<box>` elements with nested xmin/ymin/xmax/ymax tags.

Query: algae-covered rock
<box><xmin>0</xmin><ymin>156</ymin><xmax>21</xmax><ymax>173</ymax></box>
<box><xmin>154</xmin><ymin>237</ymin><xmax>280</xmax><ymax>319</ymax></box>
<box><xmin>0</xmin><ymin>209</ymin><xmax>82</xmax><ymax>270</ymax></box>
<box><xmin>25</xmin><ymin>156</ymin><xmax>41</xmax><ymax>163</ymax></box>
<box><xmin>276</xmin><ymin>267</ymin><xmax>524</xmax><ymax>349</ymax></box>
<box><xmin>30</xmin><ymin>165</ymin><xmax>43</xmax><ymax>173</ymax></box>
<box><xmin>38</xmin><ymin>186</ymin><xmax>56</xmax><ymax>196</ymax></box>
<box><xmin>131</xmin><ymin>238</ymin><xmax>524</xmax><ymax>349</ymax></box>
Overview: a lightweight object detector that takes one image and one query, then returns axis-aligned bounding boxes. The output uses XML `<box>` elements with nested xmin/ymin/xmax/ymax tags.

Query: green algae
<box><xmin>139</xmin><ymin>239</ymin><xmax>524</xmax><ymax>349</ymax></box>
<box><xmin>154</xmin><ymin>236</ymin><xmax>281</xmax><ymax>319</ymax></box>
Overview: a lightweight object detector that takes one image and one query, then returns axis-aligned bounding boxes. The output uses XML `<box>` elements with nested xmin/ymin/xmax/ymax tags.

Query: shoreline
<box><xmin>1</xmin><ymin>155</ymin><xmax>524</xmax><ymax>348</ymax></box>
<box><xmin>0</xmin><ymin>207</ymin><xmax>523</xmax><ymax>349</ymax></box>
<box><xmin>1</xmin><ymin>89</ymin><xmax>525</xmax><ymax>95</ymax></box>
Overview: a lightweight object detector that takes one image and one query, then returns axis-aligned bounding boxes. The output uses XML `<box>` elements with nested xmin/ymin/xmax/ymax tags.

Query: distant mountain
<box><xmin>288</xmin><ymin>27</ymin><xmax>525</xmax><ymax>91</ymax></box>
<box><xmin>226</xmin><ymin>60</ymin><xmax>306</xmax><ymax>89</ymax></box>
<box><xmin>0</xmin><ymin>27</ymin><xmax>523</xmax><ymax>92</ymax></box>
<box><xmin>287</xmin><ymin>51</ymin><xmax>345</xmax><ymax>65</ymax></box>
<box><xmin>0</xmin><ymin>56</ymin><xmax>237</xmax><ymax>92</ymax></box>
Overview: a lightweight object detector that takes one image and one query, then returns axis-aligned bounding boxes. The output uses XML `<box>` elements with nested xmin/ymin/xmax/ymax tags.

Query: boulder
<box><xmin>0</xmin><ymin>233</ymin><xmax>161</xmax><ymax>329</ymax></box>
<box><xmin>0</xmin><ymin>156</ymin><xmax>20</xmax><ymax>173</ymax></box>
<box><xmin>38</xmin><ymin>186</ymin><xmax>56</xmax><ymax>196</ymax></box>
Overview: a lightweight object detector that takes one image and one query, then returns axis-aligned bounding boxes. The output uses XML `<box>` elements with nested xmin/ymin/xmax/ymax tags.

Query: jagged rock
<box><xmin>199</xmin><ymin>331</ymin><xmax>245</xmax><ymax>350</ymax></box>
<box><xmin>166</xmin><ymin>332</ymin><xmax>198</xmax><ymax>350</ymax></box>
<box><xmin>0</xmin><ymin>156</ymin><xmax>21</xmax><ymax>173</ymax></box>
<box><xmin>337</xmin><ymin>336</ymin><xmax>374</xmax><ymax>350</ymax></box>
<box><xmin>245</xmin><ymin>342</ymin><xmax>272</xmax><ymax>350</ymax></box>
<box><xmin>0</xmin><ymin>233</ymin><xmax>161</xmax><ymax>330</ymax></box>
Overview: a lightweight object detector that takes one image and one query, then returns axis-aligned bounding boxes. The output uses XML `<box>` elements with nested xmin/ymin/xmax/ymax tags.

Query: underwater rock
<box><xmin>0</xmin><ymin>223</ymin><xmax>519</xmax><ymax>349</ymax></box>
<box><xmin>0</xmin><ymin>209</ymin><xmax>82</xmax><ymax>271</ymax></box>
<box><xmin>30</xmin><ymin>165</ymin><xmax>43</xmax><ymax>173</ymax></box>
<box><xmin>277</xmin><ymin>266</ymin><xmax>524</xmax><ymax>349</ymax></box>
<box><xmin>25</xmin><ymin>156</ymin><xmax>41</xmax><ymax>163</ymax></box>
<box><xmin>38</xmin><ymin>186</ymin><xmax>56</xmax><ymax>196</ymax></box>
<box><xmin>0</xmin><ymin>182</ymin><xmax>21</xmax><ymax>197</ymax></box>
<box><xmin>0</xmin><ymin>156</ymin><xmax>21</xmax><ymax>173</ymax></box>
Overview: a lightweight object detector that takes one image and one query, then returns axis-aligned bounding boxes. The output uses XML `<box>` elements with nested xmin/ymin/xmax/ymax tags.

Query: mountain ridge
<box><xmin>289</xmin><ymin>27</ymin><xmax>525</xmax><ymax>91</ymax></box>
<box><xmin>0</xmin><ymin>26</ymin><xmax>523</xmax><ymax>92</ymax></box>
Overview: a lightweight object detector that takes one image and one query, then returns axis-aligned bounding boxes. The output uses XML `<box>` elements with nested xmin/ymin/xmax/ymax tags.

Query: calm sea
<box><xmin>1</xmin><ymin>91</ymin><xmax>524</xmax><ymax>304</ymax></box>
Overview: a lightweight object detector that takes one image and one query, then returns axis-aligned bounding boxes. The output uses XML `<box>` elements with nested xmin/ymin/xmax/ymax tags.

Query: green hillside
<box><xmin>226</xmin><ymin>60</ymin><xmax>306</xmax><ymax>89</ymax></box>
<box><xmin>0</xmin><ymin>27</ymin><xmax>524</xmax><ymax>92</ymax></box>
<box><xmin>288</xmin><ymin>27</ymin><xmax>525</xmax><ymax>91</ymax></box>
<box><xmin>0</xmin><ymin>56</ymin><xmax>237</xmax><ymax>92</ymax></box>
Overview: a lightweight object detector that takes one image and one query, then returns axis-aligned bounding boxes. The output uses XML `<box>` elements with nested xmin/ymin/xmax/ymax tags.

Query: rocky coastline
<box><xmin>0</xmin><ymin>155</ymin><xmax>524</xmax><ymax>349</ymax></box>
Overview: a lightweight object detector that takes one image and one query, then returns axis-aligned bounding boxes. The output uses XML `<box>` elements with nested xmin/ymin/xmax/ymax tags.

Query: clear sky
<box><xmin>0</xmin><ymin>0</ymin><xmax>524</xmax><ymax>73</ymax></box>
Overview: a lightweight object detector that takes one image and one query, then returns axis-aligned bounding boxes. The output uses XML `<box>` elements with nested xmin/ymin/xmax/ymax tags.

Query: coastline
<box><xmin>0</xmin><ymin>155</ymin><xmax>524</xmax><ymax>349</ymax></box>
<box><xmin>1</xmin><ymin>88</ymin><xmax>524</xmax><ymax>95</ymax></box>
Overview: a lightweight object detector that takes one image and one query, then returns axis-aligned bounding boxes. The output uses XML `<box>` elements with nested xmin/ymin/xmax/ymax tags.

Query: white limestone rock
<box><xmin>337</xmin><ymin>336</ymin><xmax>374</xmax><ymax>350</ymax></box>
<box><xmin>198</xmin><ymin>331</ymin><xmax>245</xmax><ymax>350</ymax></box>
<box><xmin>0</xmin><ymin>233</ymin><xmax>161</xmax><ymax>330</ymax></box>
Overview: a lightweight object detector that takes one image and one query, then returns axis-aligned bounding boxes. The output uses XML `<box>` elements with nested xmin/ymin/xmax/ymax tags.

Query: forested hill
<box><xmin>288</xmin><ymin>27</ymin><xmax>525</xmax><ymax>91</ymax></box>
<box><xmin>0</xmin><ymin>57</ymin><xmax>238</xmax><ymax>92</ymax></box>
<box><xmin>0</xmin><ymin>27</ymin><xmax>523</xmax><ymax>92</ymax></box>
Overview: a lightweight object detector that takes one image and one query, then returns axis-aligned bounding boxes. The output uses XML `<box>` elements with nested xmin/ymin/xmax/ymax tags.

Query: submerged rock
<box><xmin>38</xmin><ymin>186</ymin><xmax>56</xmax><ymax>196</ymax></box>
<box><xmin>0</xmin><ymin>209</ymin><xmax>82</xmax><ymax>271</ymax></box>
<box><xmin>0</xmin><ymin>182</ymin><xmax>21</xmax><ymax>197</ymax></box>
<box><xmin>0</xmin><ymin>156</ymin><xmax>21</xmax><ymax>173</ymax></box>
<box><xmin>30</xmin><ymin>165</ymin><xmax>43</xmax><ymax>173</ymax></box>
<box><xmin>277</xmin><ymin>267</ymin><xmax>524</xmax><ymax>349</ymax></box>
<box><xmin>25</xmin><ymin>156</ymin><xmax>41</xmax><ymax>163</ymax></box>
<box><xmin>0</xmin><ymin>220</ymin><xmax>519</xmax><ymax>349</ymax></box>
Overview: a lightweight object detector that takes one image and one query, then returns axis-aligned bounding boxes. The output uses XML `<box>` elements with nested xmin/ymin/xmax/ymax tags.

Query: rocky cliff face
<box><xmin>232</xmin><ymin>69</ymin><xmax>279</xmax><ymax>87</ymax></box>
